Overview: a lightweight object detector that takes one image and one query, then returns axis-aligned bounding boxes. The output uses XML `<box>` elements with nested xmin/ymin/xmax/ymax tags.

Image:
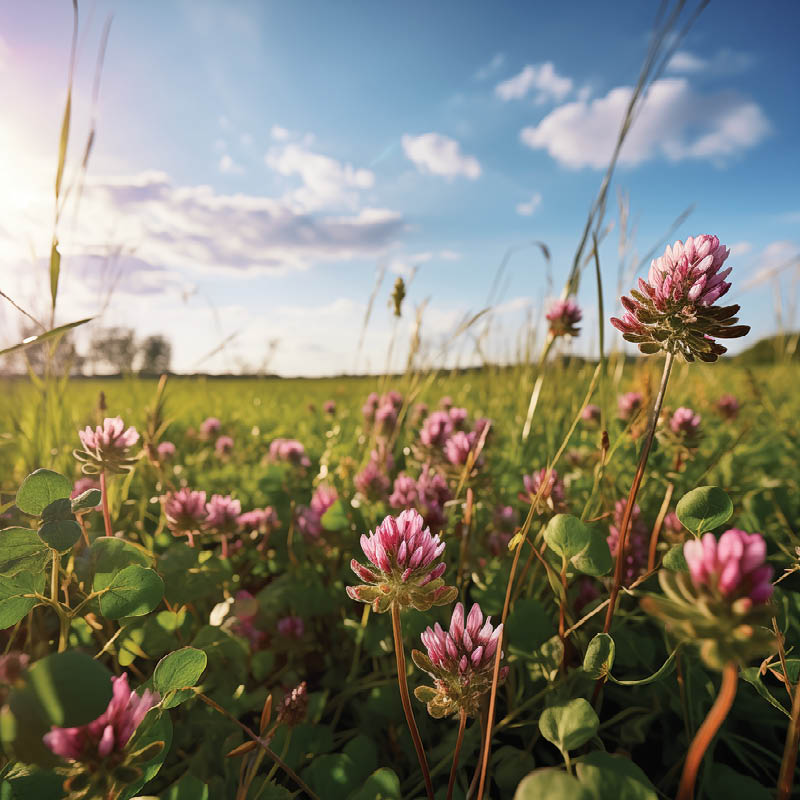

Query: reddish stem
<box><xmin>100</xmin><ymin>470</ymin><xmax>113</xmax><ymax>537</ymax></box>
<box><xmin>676</xmin><ymin>661</ymin><xmax>738</xmax><ymax>800</ymax></box>
<box><xmin>447</xmin><ymin>708</ymin><xmax>468</xmax><ymax>800</ymax></box>
<box><xmin>777</xmin><ymin>665</ymin><xmax>800</xmax><ymax>799</ymax></box>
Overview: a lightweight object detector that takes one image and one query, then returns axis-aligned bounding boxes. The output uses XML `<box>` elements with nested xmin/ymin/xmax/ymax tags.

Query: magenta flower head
<box><xmin>200</xmin><ymin>417</ymin><xmax>221</xmax><ymax>437</ymax></box>
<box><xmin>684</xmin><ymin>530</ymin><xmax>773</xmax><ymax>604</ymax></box>
<box><xmin>618</xmin><ymin>391</ymin><xmax>643</xmax><ymax>421</ymax></box>
<box><xmin>44</xmin><ymin>673</ymin><xmax>159</xmax><ymax>766</ymax></box>
<box><xmin>607</xmin><ymin>500</ymin><xmax>648</xmax><ymax>585</ymax></box>
<box><xmin>448</xmin><ymin>406</ymin><xmax>468</xmax><ymax>428</ymax></box>
<box><xmin>215</xmin><ymin>435</ymin><xmax>234</xmax><ymax>456</ymax></box>
<box><xmin>546</xmin><ymin>298</ymin><xmax>582</xmax><ymax>337</ymax></box>
<box><xmin>581</xmin><ymin>404</ymin><xmax>601</xmax><ymax>425</ymax></box>
<box><xmin>644</xmin><ymin>528</ymin><xmax>775</xmax><ymax>669</ymax></box>
<box><xmin>164</xmin><ymin>488</ymin><xmax>207</xmax><ymax>538</ymax></box>
<box><xmin>389</xmin><ymin>473</ymin><xmax>419</xmax><ymax>509</ymax></box>
<box><xmin>611</xmin><ymin>235</ymin><xmax>749</xmax><ymax>362</ymax></box>
<box><xmin>355</xmin><ymin>457</ymin><xmax>391</xmax><ymax>501</ymax></box>
<box><xmin>362</xmin><ymin>392</ymin><xmax>380</xmax><ymax>424</ymax></box>
<box><xmin>413</xmin><ymin>602</ymin><xmax>508</xmax><ymax>718</ymax></box>
<box><xmin>205</xmin><ymin>494</ymin><xmax>242</xmax><ymax>533</ymax></box>
<box><xmin>522</xmin><ymin>468</ymin><xmax>566</xmax><ymax>513</ymax></box>
<box><xmin>311</xmin><ymin>485</ymin><xmax>337</xmax><ymax>518</ymax></box>
<box><xmin>156</xmin><ymin>441</ymin><xmax>176</xmax><ymax>461</ymax></box>
<box><xmin>444</xmin><ymin>431</ymin><xmax>476</xmax><ymax>466</ymax></box>
<box><xmin>420</xmin><ymin>410</ymin><xmax>454</xmax><ymax>448</ymax></box>
<box><xmin>669</xmin><ymin>406</ymin><xmax>701</xmax><ymax>439</ymax></box>
<box><xmin>323</xmin><ymin>400</ymin><xmax>336</xmax><ymax>414</ymax></box>
<box><xmin>277</xmin><ymin>615</ymin><xmax>305</xmax><ymax>639</ymax></box>
<box><xmin>347</xmin><ymin>509</ymin><xmax>457</xmax><ymax>613</ymax></box>
<box><xmin>374</xmin><ymin>401</ymin><xmax>398</xmax><ymax>436</ymax></box>
<box><xmin>269</xmin><ymin>438</ymin><xmax>311</xmax><ymax>468</ymax></box>
<box><xmin>75</xmin><ymin>416</ymin><xmax>139</xmax><ymax>474</ymax></box>
<box><xmin>238</xmin><ymin>507</ymin><xmax>279</xmax><ymax>535</ymax></box>
<box><xmin>715</xmin><ymin>393</ymin><xmax>740</xmax><ymax>420</ymax></box>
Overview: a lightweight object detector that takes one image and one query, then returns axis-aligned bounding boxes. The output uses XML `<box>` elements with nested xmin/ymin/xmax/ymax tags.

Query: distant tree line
<box><xmin>5</xmin><ymin>326</ymin><xmax>172</xmax><ymax>377</ymax></box>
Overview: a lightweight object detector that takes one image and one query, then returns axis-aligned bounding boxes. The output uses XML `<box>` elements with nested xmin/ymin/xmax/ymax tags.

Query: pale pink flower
<box><xmin>215</xmin><ymin>435</ymin><xmax>234</xmax><ymax>456</ymax></box>
<box><xmin>238</xmin><ymin>507</ymin><xmax>279</xmax><ymax>534</ymax></box>
<box><xmin>546</xmin><ymin>298</ymin><xmax>582</xmax><ymax>337</ymax></box>
<box><xmin>618</xmin><ymin>392</ymin><xmax>644</xmax><ymax>421</ymax></box>
<box><xmin>323</xmin><ymin>400</ymin><xmax>336</xmax><ymax>414</ymax></box>
<box><xmin>439</xmin><ymin>396</ymin><xmax>454</xmax><ymax>411</ymax></box>
<box><xmin>200</xmin><ymin>417</ymin><xmax>221</xmax><ymax>437</ymax></box>
<box><xmin>522</xmin><ymin>468</ymin><xmax>566</xmax><ymax>511</ymax></box>
<box><xmin>70</xmin><ymin>476</ymin><xmax>100</xmax><ymax>500</ymax></box>
<box><xmin>448</xmin><ymin>407</ymin><xmax>468</xmax><ymax>428</ymax></box>
<box><xmin>607</xmin><ymin>500</ymin><xmax>648</xmax><ymax>584</ymax></box>
<box><xmin>420</xmin><ymin>411</ymin><xmax>454</xmax><ymax>447</ymax></box>
<box><xmin>684</xmin><ymin>529</ymin><xmax>773</xmax><ymax>604</ymax></box>
<box><xmin>375</xmin><ymin>401</ymin><xmax>398</xmax><ymax>436</ymax></box>
<box><xmin>389</xmin><ymin>474</ymin><xmax>419</xmax><ymax>508</ymax></box>
<box><xmin>205</xmin><ymin>494</ymin><xmax>241</xmax><ymax>533</ymax></box>
<box><xmin>611</xmin><ymin>235</ymin><xmax>748</xmax><ymax>362</ymax></box>
<box><xmin>78</xmin><ymin>417</ymin><xmax>139</xmax><ymax>453</ymax></box>
<box><xmin>444</xmin><ymin>431</ymin><xmax>476</xmax><ymax>465</ymax></box>
<box><xmin>354</xmin><ymin>458</ymin><xmax>391</xmax><ymax>500</ymax></box>
<box><xmin>269</xmin><ymin>438</ymin><xmax>311</xmax><ymax>468</ymax></box>
<box><xmin>715</xmin><ymin>394</ymin><xmax>740</xmax><ymax>420</ymax></box>
<box><xmin>43</xmin><ymin>674</ymin><xmax>159</xmax><ymax>763</ymax></box>
<box><xmin>164</xmin><ymin>488</ymin><xmax>207</xmax><ymax>537</ymax></box>
<box><xmin>311</xmin><ymin>485</ymin><xmax>337</xmax><ymax>518</ymax></box>
<box><xmin>156</xmin><ymin>441</ymin><xmax>176</xmax><ymax>460</ymax></box>
<box><xmin>581</xmin><ymin>404</ymin><xmax>601</xmax><ymax>425</ymax></box>
<box><xmin>670</xmin><ymin>407</ymin><xmax>701</xmax><ymax>437</ymax></box>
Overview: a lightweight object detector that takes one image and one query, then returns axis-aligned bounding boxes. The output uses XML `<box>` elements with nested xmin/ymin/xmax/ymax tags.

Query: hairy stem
<box><xmin>100</xmin><ymin>469</ymin><xmax>113</xmax><ymax>537</ymax></box>
<box><xmin>447</xmin><ymin>708</ymin><xmax>468</xmax><ymax>800</ymax></box>
<box><xmin>676</xmin><ymin>661</ymin><xmax>738</xmax><ymax>800</ymax></box>
<box><xmin>602</xmin><ymin>351</ymin><xmax>674</xmax><ymax>634</ymax></box>
<box><xmin>391</xmin><ymin>603</ymin><xmax>434</xmax><ymax>800</ymax></box>
<box><xmin>777</xmin><ymin>665</ymin><xmax>800</xmax><ymax>799</ymax></box>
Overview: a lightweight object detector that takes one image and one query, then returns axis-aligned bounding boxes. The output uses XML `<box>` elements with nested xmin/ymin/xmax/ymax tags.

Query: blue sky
<box><xmin>1</xmin><ymin>0</ymin><xmax>798</xmax><ymax>374</ymax></box>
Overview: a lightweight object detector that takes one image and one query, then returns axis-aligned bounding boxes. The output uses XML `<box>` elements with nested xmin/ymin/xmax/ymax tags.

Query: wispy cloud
<box><xmin>495</xmin><ymin>62</ymin><xmax>573</xmax><ymax>104</ymax></box>
<box><xmin>521</xmin><ymin>77</ymin><xmax>769</xmax><ymax>169</ymax></box>
<box><xmin>516</xmin><ymin>192</ymin><xmax>542</xmax><ymax>217</ymax></box>
<box><xmin>218</xmin><ymin>154</ymin><xmax>244</xmax><ymax>174</ymax></box>
<box><xmin>666</xmin><ymin>49</ymin><xmax>755</xmax><ymax>76</ymax></box>
<box><xmin>402</xmin><ymin>133</ymin><xmax>481</xmax><ymax>180</ymax></box>
<box><xmin>270</xmin><ymin>124</ymin><xmax>290</xmax><ymax>141</ymax></box>
<box><xmin>742</xmin><ymin>241</ymin><xmax>800</xmax><ymax>288</ymax></box>
<box><xmin>475</xmin><ymin>53</ymin><xmax>505</xmax><ymax>81</ymax></box>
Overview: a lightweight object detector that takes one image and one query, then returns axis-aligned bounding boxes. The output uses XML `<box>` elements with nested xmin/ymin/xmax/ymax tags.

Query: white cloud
<box><xmin>388</xmin><ymin>251</ymin><xmax>432</xmax><ymax>277</ymax></box>
<box><xmin>742</xmin><ymin>241</ymin><xmax>800</xmax><ymax>288</ymax></box>
<box><xmin>516</xmin><ymin>192</ymin><xmax>542</xmax><ymax>216</ymax></box>
<box><xmin>667</xmin><ymin>49</ymin><xmax>755</xmax><ymax>76</ymax></box>
<box><xmin>495</xmin><ymin>62</ymin><xmax>573</xmax><ymax>103</ymax></box>
<box><xmin>266</xmin><ymin>143</ymin><xmax>374</xmax><ymax>211</ymax></box>
<box><xmin>270</xmin><ymin>124</ymin><xmax>290</xmax><ymax>141</ymax></box>
<box><xmin>520</xmin><ymin>77</ymin><xmax>769</xmax><ymax>169</ymax></box>
<box><xmin>730</xmin><ymin>241</ymin><xmax>752</xmax><ymax>257</ymax></box>
<box><xmin>475</xmin><ymin>53</ymin><xmax>505</xmax><ymax>81</ymax></box>
<box><xmin>218</xmin><ymin>154</ymin><xmax>244</xmax><ymax>174</ymax></box>
<box><xmin>439</xmin><ymin>250</ymin><xmax>460</xmax><ymax>261</ymax></box>
<box><xmin>401</xmin><ymin>133</ymin><xmax>481</xmax><ymax>180</ymax></box>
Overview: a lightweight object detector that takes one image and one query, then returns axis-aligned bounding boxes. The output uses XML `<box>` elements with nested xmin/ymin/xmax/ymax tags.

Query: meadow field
<box><xmin>1</xmin><ymin>352</ymin><xmax>799</xmax><ymax>799</ymax></box>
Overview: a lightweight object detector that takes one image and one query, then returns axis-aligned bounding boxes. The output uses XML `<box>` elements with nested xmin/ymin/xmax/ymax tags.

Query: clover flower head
<box><xmin>75</xmin><ymin>417</ymin><xmax>139</xmax><ymax>474</ymax></box>
<box><xmin>238</xmin><ymin>506</ymin><xmax>279</xmax><ymax>535</ymax></box>
<box><xmin>669</xmin><ymin>406</ymin><xmax>701</xmax><ymax>438</ymax></box>
<box><xmin>444</xmin><ymin>431</ymin><xmax>476</xmax><ymax>466</ymax></box>
<box><xmin>413</xmin><ymin>602</ymin><xmax>507</xmax><ymax>717</ymax></box>
<box><xmin>522</xmin><ymin>468</ymin><xmax>566</xmax><ymax>512</ymax></box>
<box><xmin>205</xmin><ymin>494</ymin><xmax>241</xmax><ymax>532</ymax></box>
<box><xmin>156</xmin><ymin>441</ymin><xmax>176</xmax><ymax>460</ymax></box>
<box><xmin>581</xmin><ymin>404</ymin><xmax>601</xmax><ymax>425</ymax></box>
<box><xmin>618</xmin><ymin>391</ymin><xmax>644</xmax><ymax>421</ymax></box>
<box><xmin>354</xmin><ymin>456</ymin><xmax>391</xmax><ymax>500</ymax></box>
<box><xmin>215</xmin><ymin>435</ymin><xmax>234</xmax><ymax>455</ymax></box>
<box><xmin>200</xmin><ymin>417</ymin><xmax>221</xmax><ymax>437</ymax></box>
<box><xmin>684</xmin><ymin>529</ymin><xmax>773</xmax><ymax>604</ymax></box>
<box><xmin>420</xmin><ymin>411</ymin><xmax>454</xmax><ymax>448</ymax></box>
<box><xmin>311</xmin><ymin>485</ymin><xmax>337</xmax><ymax>518</ymax></box>
<box><xmin>374</xmin><ymin>401</ymin><xmax>398</xmax><ymax>436</ymax></box>
<box><xmin>164</xmin><ymin>488</ymin><xmax>207</xmax><ymax>537</ymax></box>
<box><xmin>277</xmin><ymin>615</ymin><xmax>304</xmax><ymax>639</ymax></box>
<box><xmin>71</xmin><ymin>477</ymin><xmax>101</xmax><ymax>501</ymax></box>
<box><xmin>448</xmin><ymin>406</ymin><xmax>468</xmax><ymax>428</ymax></box>
<box><xmin>611</xmin><ymin>234</ymin><xmax>749</xmax><ymax>362</ymax></box>
<box><xmin>269</xmin><ymin>438</ymin><xmax>311</xmax><ymax>468</ymax></box>
<box><xmin>546</xmin><ymin>298</ymin><xmax>582</xmax><ymax>337</ymax></box>
<box><xmin>347</xmin><ymin>509</ymin><xmax>456</xmax><ymax>612</ymax></box>
<box><xmin>607</xmin><ymin>500</ymin><xmax>648</xmax><ymax>585</ymax></box>
<box><xmin>43</xmin><ymin>674</ymin><xmax>159</xmax><ymax>763</ymax></box>
<box><xmin>389</xmin><ymin>473</ymin><xmax>419</xmax><ymax>508</ymax></box>
<box><xmin>715</xmin><ymin>393</ymin><xmax>740</xmax><ymax>420</ymax></box>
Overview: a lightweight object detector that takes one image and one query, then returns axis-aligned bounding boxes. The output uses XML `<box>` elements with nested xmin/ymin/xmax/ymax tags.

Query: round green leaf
<box><xmin>16</xmin><ymin>469</ymin><xmax>72</xmax><ymax>516</ymax></box>
<box><xmin>574</xmin><ymin>751</ymin><xmax>657</xmax><ymax>800</ymax></box>
<box><xmin>100</xmin><ymin>565</ymin><xmax>164</xmax><ymax>619</ymax></box>
<box><xmin>514</xmin><ymin>768</ymin><xmax>593</xmax><ymax>800</ymax></box>
<box><xmin>663</xmin><ymin>544</ymin><xmax>688</xmax><ymax>571</ymax></box>
<box><xmin>0</xmin><ymin>528</ymin><xmax>50</xmax><ymax>577</ymax></box>
<box><xmin>27</xmin><ymin>651</ymin><xmax>113</xmax><ymax>727</ymax></box>
<box><xmin>571</xmin><ymin>530</ymin><xmax>613</xmax><ymax>576</ymax></box>
<box><xmin>71</xmin><ymin>488</ymin><xmax>102</xmax><ymax>512</ymax></box>
<box><xmin>154</xmin><ymin>647</ymin><xmax>207</xmax><ymax>694</ymax></box>
<box><xmin>41</xmin><ymin>498</ymin><xmax>74</xmax><ymax>523</ymax></box>
<box><xmin>539</xmin><ymin>698</ymin><xmax>599</xmax><ymax>753</ymax></box>
<box><xmin>676</xmin><ymin>486</ymin><xmax>733</xmax><ymax>536</ymax></box>
<box><xmin>350</xmin><ymin>768</ymin><xmax>401</xmax><ymax>800</ymax></box>
<box><xmin>583</xmin><ymin>633</ymin><xmax>616</xmax><ymax>679</ymax></box>
<box><xmin>0</xmin><ymin>571</ymin><xmax>46</xmax><ymax>629</ymax></box>
<box><xmin>37</xmin><ymin>519</ymin><xmax>82</xmax><ymax>553</ymax></box>
<box><xmin>545</xmin><ymin>514</ymin><xmax>591</xmax><ymax>561</ymax></box>
<box><xmin>91</xmin><ymin>537</ymin><xmax>153</xmax><ymax>591</ymax></box>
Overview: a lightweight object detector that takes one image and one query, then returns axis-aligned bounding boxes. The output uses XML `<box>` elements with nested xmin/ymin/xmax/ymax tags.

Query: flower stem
<box><xmin>777</xmin><ymin>666</ymin><xmax>800</xmax><ymax>799</ymax></box>
<box><xmin>602</xmin><ymin>351</ymin><xmax>674</xmax><ymax>635</ymax></box>
<box><xmin>676</xmin><ymin>661</ymin><xmax>738</xmax><ymax>800</ymax></box>
<box><xmin>50</xmin><ymin>549</ymin><xmax>59</xmax><ymax>603</ymax></box>
<box><xmin>447</xmin><ymin>708</ymin><xmax>468</xmax><ymax>800</ymax></box>
<box><xmin>391</xmin><ymin>603</ymin><xmax>434</xmax><ymax>800</ymax></box>
<box><xmin>100</xmin><ymin>470</ymin><xmax>113</xmax><ymax>537</ymax></box>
